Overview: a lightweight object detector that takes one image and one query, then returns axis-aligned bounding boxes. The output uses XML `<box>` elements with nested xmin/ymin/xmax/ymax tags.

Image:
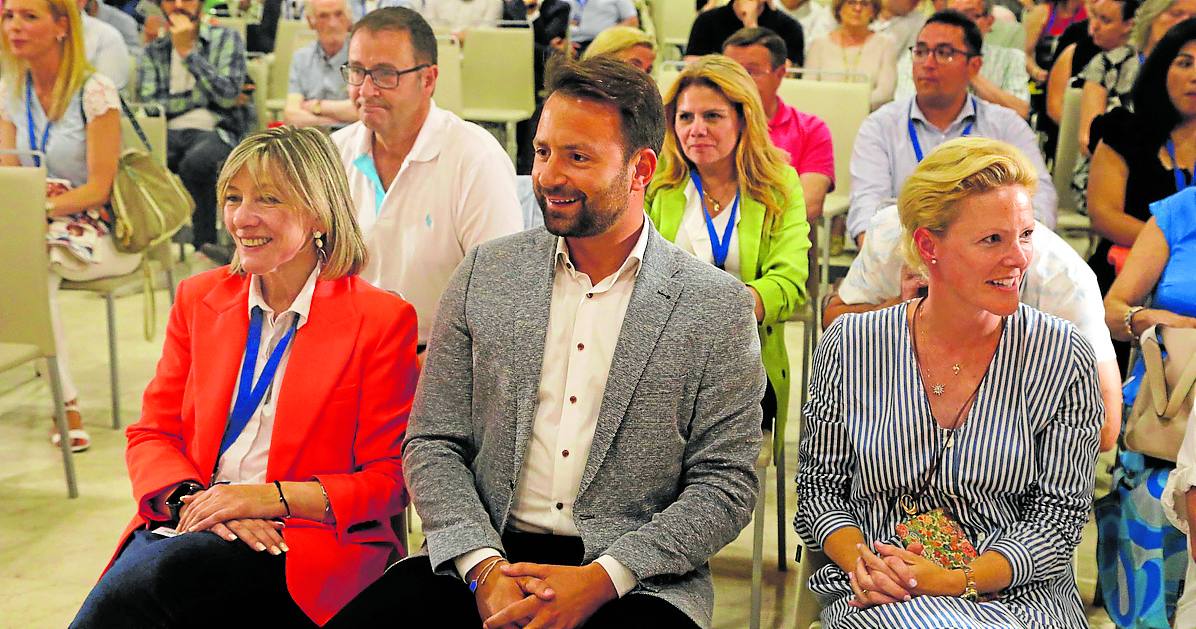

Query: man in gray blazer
<box><xmin>335</xmin><ymin>56</ymin><xmax>764</xmax><ymax>628</ymax></box>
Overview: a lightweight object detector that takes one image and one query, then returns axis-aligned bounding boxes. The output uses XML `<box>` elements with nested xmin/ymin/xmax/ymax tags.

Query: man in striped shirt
<box><xmin>137</xmin><ymin>0</ymin><xmax>248</xmax><ymax>251</ymax></box>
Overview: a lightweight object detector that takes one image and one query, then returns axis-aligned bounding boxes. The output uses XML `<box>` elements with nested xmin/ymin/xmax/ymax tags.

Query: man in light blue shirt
<box><xmin>567</xmin><ymin>0</ymin><xmax>638</xmax><ymax>47</ymax></box>
<box><xmin>846</xmin><ymin>10</ymin><xmax>1055</xmax><ymax>242</ymax></box>
<box><xmin>284</xmin><ymin>0</ymin><xmax>358</xmax><ymax>128</ymax></box>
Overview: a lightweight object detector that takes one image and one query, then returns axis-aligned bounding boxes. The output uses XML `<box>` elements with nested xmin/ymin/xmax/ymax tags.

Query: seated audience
<box><xmin>776</xmin><ymin>0</ymin><xmax>836</xmax><ymax>54</ymax></box>
<box><xmin>424</xmin><ymin>0</ymin><xmax>502</xmax><ymax>39</ymax></box>
<box><xmin>894</xmin><ymin>0</ymin><xmax>1030</xmax><ymax>118</ymax></box>
<box><xmin>1025</xmin><ymin>0</ymin><xmax>1088</xmax><ymax>83</ymax></box>
<box><xmin>647</xmin><ymin>55</ymin><xmax>810</xmax><ymax>436</ymax></box>
<box><xmin>566</xmin><ymin>0</ymin><xmax>638</xmax><ymax>50</ymax></box>
<box><xmin>1091</xmin><ymin>23</ymin><xmax>1196</xmax><ymax>626</ymax></box>
<box><xmin>283</xmin><ymin>0</ymin><xmax>357</xmax><ymax>129</ymax></box>
<box><xmin>806</xmin><ymin>0</ymin><xmax>898</xmax><ymax>111</ymax></box>
<box><xmin>872</xmin><ymin>0</ymin><xmax>927</xmax><ymax>57</ymax></box>
<box><xmin>67</xmin><ymin>126</ymin><xmax>418</xmax><ymax>629</ymax></box>
<box><xmin>581</xmin><ymin>24</ymin><xmax>656</xmax><ymax>72</ymax></box>
<box><xmin>515</xmin><ymin>0</ymin><xmax>571</xmax><ymax>174</ymax></box>
<box><xmin>334</xmin><ymin>55</ymin><xmax>764</xmax><ymax>629</ymax></box>
<box><xmin>1044</xmin><ymin>0</ymin><xmax>1111</xmax><ymax>126</ymax></box>
<box><xmin>723</xmin><ymin>26</ymin><xmax>835</xmax><ymax>219</ymax></box>
<box><xmin>85</xmin><ymin>0</ymin><xmax>140</xmax><ymax>50</ymax></box>
<box><xmin>984</xmin><ymin>4</ymin><xmax>1025</xmax><ymax>48</ymax></box>
<box><xmin>797</xmin><ymin>136</ymin><xmax>1102</xmax><ymax>629</ymax></box>
<box><xmin>1087</xmin><ymin>18</ymin><xmax>1196</xmax><ymax>294</ymax></box>
<box><xmin>824</xmin><ymin>200</ymin><xmax>1122</xmax><ymax>450</ymax></box>
<box><xmin>846</xmin><ymin>11</ymin><xmax>1055</xmax><ymax>243</ymax></box>
<box><xmin>1</xmin><ymin>0</ymin><xmax>141</xmax><ymax>453</ymax></box>
<box><xmin>687</xmin><ymin>0</ymin><xmax>805</xmax><ymax>65</ymax></box>
<box><xmin>77</xmin><ymin>0</ymin><xmax>130</xmax><ymax>88</ymax></box>
<box><xmin>137</xmin><ymin>0</ymin><xmax>248</xmax><ymax>252</ymax></box>
<box><xmin>331</xmin><ymin>8</ymin><xmax>522</xmax><ymax>348</ymax></box>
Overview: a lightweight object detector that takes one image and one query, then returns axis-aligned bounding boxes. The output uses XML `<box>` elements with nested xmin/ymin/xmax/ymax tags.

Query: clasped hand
<box><xmin>476</xmin><ymin>562</ymin><xmax>616</xmax><ymax>629</ymax></box>
<box><xmin>847</xmin><ymin>542</ymin><xmax>962</xmax><ymax>609</ymax></box>
<box><xmin>175</xmin><ymin>484</ymin><xmax>289</xmax><ymax>554</ymax></box>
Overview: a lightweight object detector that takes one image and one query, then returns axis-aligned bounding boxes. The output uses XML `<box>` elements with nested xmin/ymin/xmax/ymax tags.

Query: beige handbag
<box><xmin>1125</xmin><ymin>325</ymin><xmax>1196</xmax><ymax>462</ymax></box>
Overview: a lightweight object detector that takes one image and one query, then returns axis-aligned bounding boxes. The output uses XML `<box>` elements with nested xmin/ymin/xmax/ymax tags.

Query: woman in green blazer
<box><xmin>647</xmin><ymin>55</ymin><xmax>811</xmax><ymax>440</ymax></box>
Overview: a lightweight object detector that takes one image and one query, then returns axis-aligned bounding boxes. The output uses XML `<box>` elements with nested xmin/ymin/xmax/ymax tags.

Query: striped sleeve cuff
<box><xmin>810</xmin><ymin>510</ymin><xmax>857</xmax><ymax>548</ymax></box>
<box><xmin>594</xmin><ymin>555</ymin><xmax>638</xmax><ymax>598</ymax></box>
<box><xmin>986</xmin><ymin>536</ymin><xmax>1038</xmax><ymax>588</ymax></box>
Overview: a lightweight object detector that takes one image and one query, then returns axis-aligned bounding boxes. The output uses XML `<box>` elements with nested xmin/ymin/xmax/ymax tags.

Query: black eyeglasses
<box><xmin>909</xmin><ymin>44</ymin><xmax>977</xmax><ymax>64</ymax></box>
<box><xmin>340</xmin><ymin>63</ymin><xmax>430</xmax><ymax>89</ymax></box>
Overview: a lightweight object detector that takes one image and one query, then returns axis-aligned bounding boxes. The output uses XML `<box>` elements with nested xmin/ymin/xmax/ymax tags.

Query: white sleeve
<box><xmin>1026</xmin><ymin>231</ymin><xmax>1117</xmax><ymax>363</ymax></box>
<box><xmin>88</xmin><ymin>23</ymin><xmax>132</xmax><ymax>91</ymax></box>
<box><xmin>0</xmin><ymin>79</ymin><xmax>9</xmax><ymax>122</ymax></box>
<box><xmin>82</xmin><ymin>74</ymin><xmax>121</xmax><ymax>122</ymax></box>
<box><xmin>1162</xmin><ymin>407</ymin><xmax>1196</xmax><ymax>534</ymax></box>
<box><xmin>837</xmin><ymin>205</ymin><xmax>905</xmax><ymax>305</ymax></box>
<box><xmin>452</xmin><ymin>128</ymin><xmax>524</xmax><ymax>253</ymax></box>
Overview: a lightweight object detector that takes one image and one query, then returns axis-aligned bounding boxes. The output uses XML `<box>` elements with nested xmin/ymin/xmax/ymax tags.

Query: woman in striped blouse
<box><xmin>796</xmin><ymin>137</ymin><xmax>1104</xmax><ymax>628</ymax></box>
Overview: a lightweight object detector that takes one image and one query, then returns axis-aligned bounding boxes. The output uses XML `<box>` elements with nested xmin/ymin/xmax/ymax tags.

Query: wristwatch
<box><xmin>1124</xmin><ymin>306</ymin><xmax>1146</xmax><ymax>340</ymax></box>
<box><xmin>165</xmin><ymin>481</ymin><xmax>203</xmax><ymax>524</ymax></box>
<box><xmin>960</xmin><ymin>564</ymin><xmax>979</xmax><ymax>602</ymax></box>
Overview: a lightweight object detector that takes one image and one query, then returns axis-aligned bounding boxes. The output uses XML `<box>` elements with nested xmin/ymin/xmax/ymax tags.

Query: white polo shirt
<box><xmin>332</xmin><ymin>103</ymin><xmax>524</xmax><ymax>342</ymax></box>
<box><xmin>839</xmin><ymin>204</ymin><xmax>1117</xmax><ymax>364</ymax></box>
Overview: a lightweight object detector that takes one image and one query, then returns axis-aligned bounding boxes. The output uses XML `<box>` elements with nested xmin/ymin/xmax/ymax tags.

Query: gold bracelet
<box><xmin>316</xmin><ymin>479</ymin><xmax>331</xmax><ymax>522</ymax></box>
<box><xmin>1124</xmin><ymin>306</ymin><xmax>1145</xmax><ymax>340</ymax></box>
<box><xmin>960</xmin><ymin>564</ymin><xmax>979</xmax><ymax>602</ymax></box>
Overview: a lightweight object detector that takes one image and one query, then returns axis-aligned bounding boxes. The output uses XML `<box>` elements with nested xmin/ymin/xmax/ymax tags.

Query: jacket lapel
<box><xmin>576</xmin><ymin>229</ymin><xmax>682</xmax><ymax>498</ymax></box>
<box><xmin>509</xmin><ymin>232</ymin><xmax>558</xmax><ymax>478</ymax></box>
<box><xmin>267</xmin><ymin>277</ymin><xmax>360</xmax><ymax>478</ymax></box>
<box><xmin>737</xmin><ymin>193</ymin><xmax>764</xmax><ymax>283</ymax></box>
<box><xmin>192</xmin><ymin>273</ymin><xmax>252</xmax><ymax>483</ymax></box>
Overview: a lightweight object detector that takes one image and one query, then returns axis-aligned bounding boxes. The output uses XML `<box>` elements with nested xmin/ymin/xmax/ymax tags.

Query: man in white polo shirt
<box><xmin>332</xmin><ymin>7</ymin><xmax>523</xmax><ymax>347</ymax></box>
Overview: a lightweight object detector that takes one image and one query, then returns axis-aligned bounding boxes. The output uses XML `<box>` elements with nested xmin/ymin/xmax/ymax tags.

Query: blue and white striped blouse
<box><xmin>796</xmin><ymin>302</ymin><xmax>1103</xmax><ymax>628</ymax></box>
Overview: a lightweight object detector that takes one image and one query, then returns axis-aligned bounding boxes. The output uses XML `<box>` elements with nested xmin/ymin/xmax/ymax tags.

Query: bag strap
<box><xmin>1161</xmin><ymin>329</ymin><xmax>1196</xmax><ymax>417</ymax></box>
<box><xmin>1139</xmin><ymin>325</ymin><xmax>1170</xmax><ymax>416</ymax></box>
<box><xmin>118</xmin><ymin>95</ymin><xmax>154</xmax><ymax>154</ymax></box>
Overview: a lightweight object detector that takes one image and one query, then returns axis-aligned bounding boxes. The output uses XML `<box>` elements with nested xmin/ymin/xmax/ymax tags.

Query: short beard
<box><xmin>536</xmin><ymin>170</ymin><xmax>630</xmax><ymax>238</ymax></box>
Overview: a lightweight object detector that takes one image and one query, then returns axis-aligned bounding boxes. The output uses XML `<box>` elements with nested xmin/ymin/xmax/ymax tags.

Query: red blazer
<box><xmin>110</xmin><ymin>268</ymin><xmax>418</xmax><ymax>626</ymax></box>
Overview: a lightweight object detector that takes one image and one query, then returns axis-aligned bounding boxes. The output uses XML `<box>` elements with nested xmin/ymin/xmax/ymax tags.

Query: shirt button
<box><xmin>586</xmin><ymin>293</ymin><xmax>593</xmax><ymax>299</ymax></box>
<box><xmin>569</xmin><ymin>395</ymin><xmax>577</xmax><ymax>404</ymax></box>
<box><xmin>555</xmin><ymin>502</ymin><xmax>564</xmax><ymax>510</ymax></box>
<box><xmin>577</xmin><ymin>343</ymin><xmax>584</xmax><ymax>351</ymax></box>
<box><xmin>562</xmin><ymin>449</ymin><xmax>570</xmax><ymax>458</ymax></box>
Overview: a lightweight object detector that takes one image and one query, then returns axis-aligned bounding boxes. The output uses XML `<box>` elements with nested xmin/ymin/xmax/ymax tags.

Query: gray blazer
<box><xmin>403</xmin><ymin>224</ymin><xmax>765</xmax><ymax>628</ymax></box>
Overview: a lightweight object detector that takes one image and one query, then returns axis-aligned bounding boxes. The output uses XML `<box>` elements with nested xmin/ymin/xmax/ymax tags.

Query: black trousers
<box><xmin>328</xmin><ymin>531</ymin><xmax>700</xmax><ymax>628</ymax></box>
<box><xmin>167</xmin><ymin>128</ymin><xmax>234</xmax><ymax>247</ymax></box>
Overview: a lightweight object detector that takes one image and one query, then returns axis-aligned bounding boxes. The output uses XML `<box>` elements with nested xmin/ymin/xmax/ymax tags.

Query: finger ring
<box><xmin>860</xmin><ymin>589</ymin><xmax>869</xmax><ymax>596</ymax></box>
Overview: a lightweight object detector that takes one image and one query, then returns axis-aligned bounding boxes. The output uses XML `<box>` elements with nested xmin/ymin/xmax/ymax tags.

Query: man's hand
<box><xmin>483</xmin><ymin>563</ymin><xmax>617</xmax><ymax>629</ymax></box>
<box><xmin>168</xmin><ymin>11</ymin><xmax>199</xmax><ymax>57</ymax></box>
<box><xmin>471</xmin><ymin>559</ymin><xmax>556</xmax><ymax>629</ymax></box>
<box><xmin>898</xmin><ymin>266</ymin><xmax>928</xmax><ymax>301</ymax></box>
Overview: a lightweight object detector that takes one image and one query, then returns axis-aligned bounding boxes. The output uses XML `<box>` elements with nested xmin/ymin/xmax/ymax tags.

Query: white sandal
<box><xmin>50</xmin><ymin>401</ymin><xmax>91</xmax><ymax>453</ymax></box>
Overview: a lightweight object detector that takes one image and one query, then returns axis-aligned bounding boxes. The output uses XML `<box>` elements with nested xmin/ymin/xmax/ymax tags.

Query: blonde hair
<box><xmin>217</xmin><ymin>127</ymin><xmax>368</xmax><ymax>279</ymax></box>
<box><xmin>582</xmin><ymin>25</ymin><xmax>656</xmax><ymax>60</ymax></box>
<box><xmin>898</xmin><ymin>137</ymin><xmax>1038</xmax><ymax>274</ymax></box>
<box><xmin>1132</xmin><ymin>0</ymin><xmax>1174</xmax><ymax>51</ymax></box>
<box><xmin>0</xmin><ymin>0</ymin><xmax>93</xmax><ymax>121</ymax></box>
<box><xmin>650</xmin><ymin>55</ymin><xmax>794</xmax><ymax>224</ymax></box>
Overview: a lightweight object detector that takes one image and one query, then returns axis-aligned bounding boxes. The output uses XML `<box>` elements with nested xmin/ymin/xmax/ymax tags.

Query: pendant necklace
<box><xmin>919</xmin><ymin>309</ymin><xmax>963</xmax><ymax>396</ymax></box>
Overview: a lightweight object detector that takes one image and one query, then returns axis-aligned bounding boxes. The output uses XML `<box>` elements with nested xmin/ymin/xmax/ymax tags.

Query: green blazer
<box><xmin>646</xmin><ymin>167</ymin><xmax>811</xmax><ymax>439</ymax></box>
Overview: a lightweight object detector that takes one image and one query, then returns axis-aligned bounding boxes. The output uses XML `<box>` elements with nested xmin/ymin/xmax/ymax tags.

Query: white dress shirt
<box><xmin>453</xmin><ymin>219</ymin><xmax>652</xmax><ymax>598</ymax></box>
<box><xmin>83</xmin><ymin>14</ymin><xmax>130</xmax><ymax>91</ymax></box>
<box><xmin>331</xmin><ymin>103</ymin><xmax>523</xmax><ymax>343</ymax></box>
<box><xmin>213</xmin><ymin>266</ymin><xmax>319</xmax><ymax>484</ymax></box>
<box><xmin>838</xmin><ymin>205</ymin><xmax>1116</xmax><ymax>363</ymax></box>
<box><xmin>673</xmin><ymin>179</ymin><xmax>741</xmax><ymax>278</ymax></box>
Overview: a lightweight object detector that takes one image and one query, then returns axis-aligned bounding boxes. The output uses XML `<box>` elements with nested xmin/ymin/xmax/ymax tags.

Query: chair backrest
<box><xmin>246</xmin><ymin>54</ymin><xmax>271</xmax><ymax>132</ymax></box>
<box><xmin>0</xmin><ymin>163</ymin><xmax>55</xmax><ymax>356</ymax></box>
<box><xmin>121</xmin><ymin>108</ymin><xmax>168</xmax><ymax>167</ymax></box>
<box><xmin>655</xmin><ymin>60</ymin><xmax>683</xmax><ymax>96</ymax></box>
<box><xmin>1053</xmin><ymin>86</ymin><xmax>1083</xmax><ymax>212</ymax></box>
<box><xmin>776</xmin><ymin>78</ymin><xmax>870</xmax><ymax>199</ymax></box>
<box><xmin>652</xmin><ymin>0</ymin><xmax>696</xmax><ymax>48</ymax></box>
<box><xmin>460</xmin><ymin>26</ymin><xmax>535</xmax><ymax>115</ymax></box>
<box><xmin>434</xmin><ymin>35</ymin><xmax>464</xmax><ymax>115</ymax></box>
<box><xmin>268</xmin><ymin>20</ymin><xmax>317</xmax><ymax>102</ymax></box>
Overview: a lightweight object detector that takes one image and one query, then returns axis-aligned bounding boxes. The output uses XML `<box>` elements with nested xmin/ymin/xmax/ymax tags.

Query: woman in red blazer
<box><xmin>70</xmin><ymin>127</ymin><xmax>418</xmax><ymax>628</ymax></box>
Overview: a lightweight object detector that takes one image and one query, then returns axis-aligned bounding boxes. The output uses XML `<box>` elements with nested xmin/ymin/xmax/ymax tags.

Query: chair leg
<box><xmin>751</xmin><ymin>463</ymin><xmax>766</xmax><ymax>629</ymax></box>
<box><xmin>46</xmin><ymin>356</ymin><xmax>78</xmax><ymax>498</ymax></box>
<box><xmin>105</xmin><ymin>293</ymin><xmax>121</xmax><ymax>429</ymax></box>
<box><xmin>776</xmin><ymin>435</ymin><xmax>787</xmax><ymax>572</ymax></box>
<box><xmin>504</xmin><ymin>121</ymin><xmax>518</xmax><ymax>163</ymax></box>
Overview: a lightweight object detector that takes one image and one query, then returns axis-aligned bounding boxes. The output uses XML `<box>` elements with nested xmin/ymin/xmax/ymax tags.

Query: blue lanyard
<box><xmin>690</xmin><ymin>171</ymin><xmax>739</xmax><ymax>271</ymax></box>
<box><xmin>219</xmin><ymin>306</ymin><xmax>298</xmax><ymax>458</ymax></box>
<box><xmin>908</xmin><ymin>97</ymin><xmax>976</xmax><ymax>162</ymax></box>
<box><xmin>25</xmin><ymin>76</ymin><xmax>51</xmax><ymax>168</ymax></box>
<box><xmin>1167</xmin><ymin>139</ymin><xmax>1193</xmax><ymax>191</ymax></box>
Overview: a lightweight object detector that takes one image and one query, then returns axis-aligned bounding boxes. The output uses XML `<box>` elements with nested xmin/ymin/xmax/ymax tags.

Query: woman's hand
<box><xmin>176</xmin><ymin>484</ymin><xmax>285</xmax><ymax>533</ymax></box>
<box><xmin>847</xmin><ymin>542</ymin><xmax>917</xmax><ymax>609</ymax></box>
<box><xmin>873</xmin><ymin>542</ymin><xmax>966</xmax><ymax>598</ymax></box>
<box><xmin>210</xmin><ymin>518</ymin><xmax>288</xmax><ymax>555</ymax></box>
<box><xmin>1139</xmin><ymin>309</ymin><xmax>1196</xmax><ymax>333</ymax></box>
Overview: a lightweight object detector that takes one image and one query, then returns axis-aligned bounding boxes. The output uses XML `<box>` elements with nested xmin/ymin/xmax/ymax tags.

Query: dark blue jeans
<box><xmin>70</xmin><ymin>529</ymin><xmax>317</xmax><ymax>629</ymax></box>
<box><xmin>166</xmin><ymin>128</ymin><xmax>233</xmax><ymax>248</ymax></box>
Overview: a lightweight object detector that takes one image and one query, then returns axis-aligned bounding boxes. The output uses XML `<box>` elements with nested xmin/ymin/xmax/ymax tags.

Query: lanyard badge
<box><xmin>25</xmin><ymin>75</ymin><xmax>51</xmax><ymax>168</ymax></box>
<box><xmin>218</xmin><ymin>307</ymin><xmax>298</xmax><ymax>458</ymax></box>
<box><xmin>690</xmin><ymin>171</ymin><xmax>739</xmax><ymax>271</ymax></box>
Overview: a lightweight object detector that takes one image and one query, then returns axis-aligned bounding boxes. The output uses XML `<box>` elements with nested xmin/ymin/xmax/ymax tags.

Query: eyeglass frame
<box><xmin>908</xmin><ymin>44</ymin><xmax>979</xmax><ymax>64</ymax></box>
<box><xmin>339</xmin><ymin>63</ymin><xmax>431</xmax><ymax>89</ymax></box>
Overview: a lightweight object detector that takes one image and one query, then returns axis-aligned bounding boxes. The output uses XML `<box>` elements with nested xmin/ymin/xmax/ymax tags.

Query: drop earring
<box><xmin>314</xmin><ymin>231</ymin><xmax>327</xmax><ymax>263</ymax></box>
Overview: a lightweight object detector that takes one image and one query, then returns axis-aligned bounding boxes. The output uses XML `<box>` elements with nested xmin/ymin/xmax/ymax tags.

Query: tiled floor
<box><xmin>0</xmin><ymin>260</ymin><xmax>1118</xmax><ymax>628</ymax></box>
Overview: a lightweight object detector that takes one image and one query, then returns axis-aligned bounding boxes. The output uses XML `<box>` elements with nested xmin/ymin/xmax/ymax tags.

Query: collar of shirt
<box><xmin>909</xmin><ymin>94</ymin><xmax>978</xmax><ymax>133</ymax></box>
<box><xmin>770</xmin><ymin>96</ymin><xmax>798</xmax><ymax>132</ymax></box>
<box><xmin>352</xmin><ymin>102</ymin><xmax>447</xmax><ymax>171</ymax></box>
<box><xmin>246</xmin><ymin>264</ymin><xmax>321</xmax><ymax>330</ymax></box>
<box><xmin>316</xmin><ymin>40</ymin><xmax>349</xmax><ymax>65</ymax></box>
<box><xmin>553</xmin><ymin>213</ymin><xmax>651</xmax><ymax>285</ymax></box>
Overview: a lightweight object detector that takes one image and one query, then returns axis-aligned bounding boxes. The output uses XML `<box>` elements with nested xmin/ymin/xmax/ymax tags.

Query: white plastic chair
<box><xmin>0</xmin><ymin>159</ymin><xmax>78</xmax><ymax>498</ymax></box>
<box><xmin>266</xmin><ymin>20</ymin><xmax>317</xmax><ymax>121</ymax></box>
<box><xmin>433</xmin><ymin>35</ymin><xmax>464</xmax><ymax>116</ymax></box>
<box><xmin>651</xmin><ymin>0</ymin><xmax>696</xmax><ymax>54</ymax></box>
<box><xmin>460</xmin><ymin>25</ymin><xmax>535</xmax><ymax>160</ymax></box>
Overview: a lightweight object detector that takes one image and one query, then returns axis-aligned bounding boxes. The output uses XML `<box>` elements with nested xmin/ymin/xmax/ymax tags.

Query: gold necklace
<box><xmin>915</xmin><ymin>300</ymin><xmax>964</xmax><ymax>396</ymax></box>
